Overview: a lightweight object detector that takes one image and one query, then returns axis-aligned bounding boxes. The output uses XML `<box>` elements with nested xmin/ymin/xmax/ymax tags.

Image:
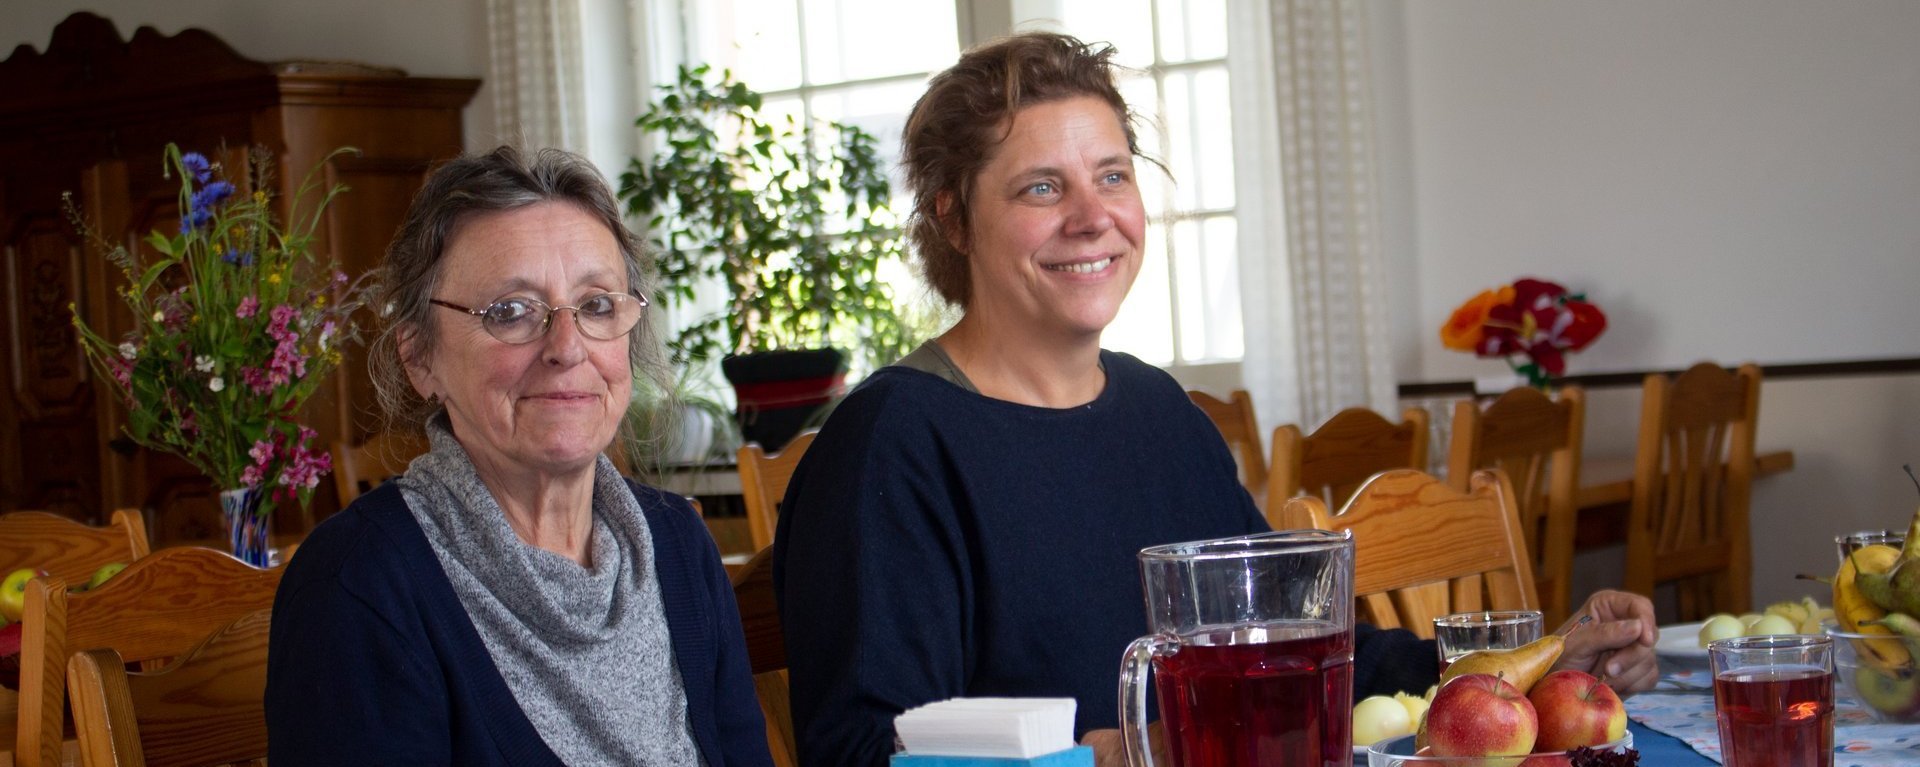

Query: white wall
<box><xmin>1372</xmin><ymin>0</ymin><xmax>1920</xmax><ymax>612</ymax></box>
<box><xmin>1374</xmin><ymin>0</ymin><xmax>1920</xmax><ymax>383</ymax></box>
<box><xmin>3</xmin><ymin>1</ymin><xmax>496</xmax><ymax>152</ymax></box>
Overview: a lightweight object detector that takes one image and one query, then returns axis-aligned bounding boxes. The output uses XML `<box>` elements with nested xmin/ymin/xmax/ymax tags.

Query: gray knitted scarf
<box><xmin>397</xmin><ymin>414</ymin><xmax>704</xmax><ymax>765</ymax></box>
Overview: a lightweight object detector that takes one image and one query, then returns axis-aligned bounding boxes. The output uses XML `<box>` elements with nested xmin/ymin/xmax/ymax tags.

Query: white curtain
<box><xmin>1232</xmin><ymin>0</ymin><xmax>1397</xmax><ymax>434</ymax></box>
<box><xmin>487</xmin><ymin>0</ymin><xmax>589</xmax><ymax>152</ymax></box>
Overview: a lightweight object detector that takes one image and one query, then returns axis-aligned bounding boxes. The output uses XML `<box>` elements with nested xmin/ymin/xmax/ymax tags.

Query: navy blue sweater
<box><xmin>773</xmin><ymin>352</ymin><xmax>1436</xmax><ymax>767</ymax></box>
<box><xmin>265</xmin><ymin>480</ymin><xmax>772</xmax><ymax>766</ymax></box>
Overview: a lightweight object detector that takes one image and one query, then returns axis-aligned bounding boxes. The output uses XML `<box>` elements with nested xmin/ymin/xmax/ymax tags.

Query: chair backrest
<box><xmin>14</xmin><ymin>546</ymin><xmax>284</xmax><ymax>767</ymax></box>
<box><xmin>1625</xmin><ymin>363</ymin><xmax>1761</xmax><ymax>619</ymax></box>
<box><xmin>1186</xmin><ymin>389</ymin><xmax>1268</xmax><ymax>497</ymax></box>
<box><xmin>0</xmin><ymin>510</ymin><xmax>150</xmax><ymax>587</ymax></box>
<box><xmin>330</xmin><ymin>431</ymin><xmax>430</xmax><ymax>505</ymax></box>
<box><xmin>1278</xmin><ymin>469</ymin><xmax>1538</xmax><ymax>638</ymax></box>
<box><xmin>736</xmin><ymin>430</ymin><xmax>818</xmax><ymax>553</ymax></box>
<box><xmin>66</xmin><ymin>608</ymin><xmax>272</xmax><ymax>767</ymax></box>
<box><xmin>730</xmin><ymin>548</ymin><xmax>795</xmax><ymax>767</ymax></box>
<box><xmin>1446</xmin><ymin>386</ymin><xmax>1585</xmax><ymax>625</ymax></box>
<box><xmin>1267</xmin><ymin>407</ymin><xmax>1431</xmax><ymax>524</ymax></box>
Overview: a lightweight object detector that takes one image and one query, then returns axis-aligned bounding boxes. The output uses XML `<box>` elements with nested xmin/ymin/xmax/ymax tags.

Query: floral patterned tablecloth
<box><xmin>1628</xmin><ymin>660</ymin><xmax>1920</xmax><ymax>765</ymax></box>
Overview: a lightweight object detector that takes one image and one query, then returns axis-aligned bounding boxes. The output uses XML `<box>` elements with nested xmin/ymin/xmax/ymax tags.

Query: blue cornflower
<box><xmin>178</xmin><ymin>180</ymin><xmax>235</xmax><ymax>232</ymax></box>
<box><xmin>181</xmin><ymin>152</ymin><xmax>213</xmax><ymax>183</ymax></box>
<box><xmin>222</xmin><ymin>249</ymin><xmax>255</xmax><ymax>267</ymax></box>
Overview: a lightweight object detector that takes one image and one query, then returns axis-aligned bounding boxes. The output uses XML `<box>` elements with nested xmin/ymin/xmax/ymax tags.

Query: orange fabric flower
<box><xmin>1440</xmin><ymin>285</ymin><xmax>1514</xmax><ymax>351</ymax></box>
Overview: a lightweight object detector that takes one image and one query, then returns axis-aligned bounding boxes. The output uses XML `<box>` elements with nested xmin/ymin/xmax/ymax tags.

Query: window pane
<box><xmin>1184</xmin><ymin>0</ymin><xmax>1228</xmax><ymax>61</ymax></box>
<box><xmin>803</xmin><ymin>79</ymin><xmax>928</xmax><ymax>206</ymax></box>
<box><xmin>1172</xmin><ymin>218</ymin><xmax>1206</xmax><ymax>357</ymax></box>
<box><xmin>803</xmin><ymin>0</ymin><xmax>959</xmax><ymax>83</ymax></box>
<box><xmin>1106</xmin><ymin>224</ymin><xmax>1174</xmax><ymax>365</ymax></box>
<box><xmin>1193</xmin><ymin>66</ymin><xmax>1235</xmax><ymax>210</ymax></box>
<box><xmin>1162</xmin><ymin>72</ymin><xmax>1198</xmax><ymax>211</ymax></box>
<box><xmin>1198</xmin><ymin>215</ymin><xmax>1242</xmax><ymax>360</ymax></box>
<box><xmin>1055</xmin><ymin>0</ymin><xmax>1154</xmax><ymax>68</ymax></box>
<box><xmin>699</xmin><ymin>0</ymin><xmax>804</xmax><ymax>92</ymax></box>
<box><xmin>1157</xmin><ymin>0</ymin><xmax>1189</xmax><ymax>62</ymax></box>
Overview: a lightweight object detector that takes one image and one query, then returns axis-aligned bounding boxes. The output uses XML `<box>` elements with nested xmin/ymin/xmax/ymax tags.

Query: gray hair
<box><xmin>368</xmin><ymin>145</ymin><xmax>674</xmax><ymax>466</ymax></box>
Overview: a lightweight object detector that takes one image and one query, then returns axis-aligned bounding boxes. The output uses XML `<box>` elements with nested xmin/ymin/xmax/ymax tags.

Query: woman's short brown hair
<box><xmin>902</xmin><ymin>31</ymin><xmax>1145</xmax><ymax>307</ymax></box>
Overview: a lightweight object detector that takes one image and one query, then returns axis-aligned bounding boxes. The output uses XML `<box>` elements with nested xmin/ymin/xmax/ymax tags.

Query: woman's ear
<box><xmin>397</xmin><ymin>324</ymin><xmax>438</xmax><ymax>401</ymax></box>
<box><xmin>936</xmin><ymin>191</ymin><xmax>967</xmax><ymax>255</ymax></box>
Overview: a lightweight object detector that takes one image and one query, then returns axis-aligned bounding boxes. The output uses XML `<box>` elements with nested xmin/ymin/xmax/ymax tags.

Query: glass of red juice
<box><xmin>1708</xmin><ymin>634</ymin><xmax>1834</xmax><ymax>767</ymax></box>
<box><xmin>1120</xmin><ymin>529</ymin><xmax>1355</xmax><ymax>767</ymax></box>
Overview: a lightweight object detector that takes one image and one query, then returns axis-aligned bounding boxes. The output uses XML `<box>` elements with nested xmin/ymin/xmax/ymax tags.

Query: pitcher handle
<box><xmin>1119</xmin><ymin>635</ymin><xmax>1175</xmax><ymax>767</ymax></box>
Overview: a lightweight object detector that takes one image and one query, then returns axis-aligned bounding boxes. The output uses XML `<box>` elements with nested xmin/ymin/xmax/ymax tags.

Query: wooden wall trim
<box><xmin>1398</xmin><ymin>356</ymin><xmax>1920</xmax><ymax>398</ymax></box>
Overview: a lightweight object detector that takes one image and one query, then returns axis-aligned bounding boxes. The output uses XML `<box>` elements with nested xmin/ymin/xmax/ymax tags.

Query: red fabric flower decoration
<box><xmin>1440</xmin><ymin>277</ymin><xmax>1608</xmax><ymax>388</ymax></box>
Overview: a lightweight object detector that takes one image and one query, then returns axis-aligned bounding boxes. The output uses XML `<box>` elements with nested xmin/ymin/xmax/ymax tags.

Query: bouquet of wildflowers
<box><xmin>70</xmin><ymin>144</ymin><xmax>366</xmax><ymax>521</ymax></box>
<box><xmin>1440</xmin><ymin>277</ymin><xmax>1607</xmax><ymax>389</ymax></box>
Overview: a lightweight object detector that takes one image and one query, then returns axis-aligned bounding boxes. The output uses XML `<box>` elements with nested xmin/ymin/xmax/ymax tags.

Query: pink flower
<box><xmin>236</xmin><ymin>296</ymin><xmax>260</xmax><ymax>319</ymax></box>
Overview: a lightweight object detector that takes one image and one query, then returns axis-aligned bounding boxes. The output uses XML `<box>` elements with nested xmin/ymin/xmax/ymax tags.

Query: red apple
<box><xmin>1425</xmin><ymin>673</ymin><xmax>1538</xmax><ymax>758</ymax></box>
<box><xmin>1528</xmin><ymin>670</ymin><xmax>1627</xmax><ymax>751</ymax></box>
<box><xmin>1517</xmin><ymin>754</ymin><xmax>1571</xmax><ymax>767</ymax></box>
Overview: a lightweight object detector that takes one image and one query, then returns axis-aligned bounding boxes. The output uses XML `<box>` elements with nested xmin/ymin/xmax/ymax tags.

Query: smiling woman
<box><xmin>262</xmin><ymin>147</ymin><xmax>773</xmax><ymax>766</ymax></box>
<box><xmin>769</xmin><ymin>33</ymin><xmax>1390</xmax><ymax>767</ymax></box>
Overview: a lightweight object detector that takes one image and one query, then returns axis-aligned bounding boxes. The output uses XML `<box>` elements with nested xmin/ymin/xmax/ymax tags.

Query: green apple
<box><xmin>1852</xmin><ymin>664</ymin><xmax>1920</xmax><ymax>718</ymax></box>
<box><xmin>0</xmin><ymin>568</ymin><xmax>47</xmax><ymax>623</ymax></box>
<box><xmin>86</xmin><ymin>562</ymin><xmax>129</xmax><ymax>591</ymax></box>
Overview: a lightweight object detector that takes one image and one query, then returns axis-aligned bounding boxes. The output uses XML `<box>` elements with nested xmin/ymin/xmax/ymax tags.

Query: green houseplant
<box><xmin>620</xmin><ymin>65</ymin><xmax>913</xmax><ymax>450</ymax></box>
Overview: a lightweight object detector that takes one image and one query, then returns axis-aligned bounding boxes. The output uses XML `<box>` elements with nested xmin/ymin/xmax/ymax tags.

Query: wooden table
<box><xmin>1572</xmin><ymin>449</ymin><xmax>1795</xmax><ymax>549</ymax></box>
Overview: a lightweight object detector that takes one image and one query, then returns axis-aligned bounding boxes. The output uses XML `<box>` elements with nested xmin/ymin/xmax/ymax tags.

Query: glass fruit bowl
<box><xmin>1365</xmin><ymin>732</ymin><xmax>1633</xmax><ymax>766</ymax></box>
<box><xmin>1826</xmin><ymin>623</ymin><xmax>1920</xmax><ymax>723</ymax></box>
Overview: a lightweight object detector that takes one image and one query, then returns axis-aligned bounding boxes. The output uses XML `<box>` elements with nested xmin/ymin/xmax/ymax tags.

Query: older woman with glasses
<box><xmin>265</xmin><ymin>146</ymin><xmax>772</xmax><ymax>767</ymax></box>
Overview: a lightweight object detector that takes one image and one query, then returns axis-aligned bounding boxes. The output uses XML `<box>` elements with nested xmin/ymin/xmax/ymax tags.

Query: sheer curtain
<box><xmin>486</xmin><ymin>0</ymin><xmax>588</xmax><ymax>152</ymax></box>
<box><xmin>1231</xmin><ymin>0</ymin><xmax>1397</xmax><ymax>435</ymax></box>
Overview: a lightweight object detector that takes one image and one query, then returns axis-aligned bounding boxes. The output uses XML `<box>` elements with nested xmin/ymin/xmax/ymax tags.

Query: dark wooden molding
<box><xmin>1399</xmin><ymin>356</ymin><xmax>1920</xmax><ymax>398</ymax></box>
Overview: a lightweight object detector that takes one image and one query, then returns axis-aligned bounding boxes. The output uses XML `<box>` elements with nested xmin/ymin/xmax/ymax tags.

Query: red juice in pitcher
<box><xmin>1154</xmin><ymin>621</ymin><xmax>1354</xmax><ymax>767</ymax></box>
<box><xmin>1713</xmin><ymin>666</ymin><xmax>1833</xmax><ymax>767</ymax></box>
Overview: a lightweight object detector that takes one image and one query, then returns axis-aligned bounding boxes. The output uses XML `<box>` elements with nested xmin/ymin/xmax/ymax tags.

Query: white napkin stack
<box><xmin>893</xmin><ymin>698</ymin><xmax>1079</xmax><ymax>759</ymax></box>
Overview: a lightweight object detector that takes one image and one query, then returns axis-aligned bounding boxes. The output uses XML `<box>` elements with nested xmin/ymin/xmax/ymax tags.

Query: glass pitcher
<box><xmin>1120</xmin><ymin>529</ymin><xmax>1355</xmax><ymax>767</ymax></box>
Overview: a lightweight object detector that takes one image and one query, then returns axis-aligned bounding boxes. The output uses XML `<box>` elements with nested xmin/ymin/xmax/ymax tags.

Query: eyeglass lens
<box><xmin>478</xmin><ymin>293</ymin><xmax>644</xmax><ymax>344</ymax></box>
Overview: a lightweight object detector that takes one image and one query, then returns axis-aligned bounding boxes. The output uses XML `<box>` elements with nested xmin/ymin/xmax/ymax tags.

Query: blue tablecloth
<box><xmin>1625</xmin><ymin>661</ymin><xmax>1920</xmax><ymax>766</ymax></box>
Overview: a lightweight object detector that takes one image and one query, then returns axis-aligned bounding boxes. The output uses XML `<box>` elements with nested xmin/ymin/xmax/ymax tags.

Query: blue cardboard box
<box><xmin>889</xmin><ymin>745</ymin><xmax>1095</xmax><ymax>767</ymax></box>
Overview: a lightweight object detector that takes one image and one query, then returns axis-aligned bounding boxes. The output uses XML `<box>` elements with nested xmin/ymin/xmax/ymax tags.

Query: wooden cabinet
<box><xmin>0</xmin><ymin>12</ymin><xmax>477</xmax><ymax>541</ymax></box>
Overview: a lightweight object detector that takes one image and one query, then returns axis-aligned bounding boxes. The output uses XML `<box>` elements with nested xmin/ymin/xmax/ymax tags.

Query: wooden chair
<box><xmin>13</xmin><ymin>547</ymin><xmax>284</xmax><ymax>767</ymax></box>
<box><xmin>1278</xmin><ymin>469</ymin><xmax>1538</xmax><ymax>638</ymax></box>
<box><xmin>1625</xmin><ymin>363</ymin><xmax>1762</xmax><ymax>620</ymax></box>
<box><xmin>737</xmin><ymin>430</ymin><xmax>819</xmax><ymax>553</ymax></box>
<box><xmin>1186</xmin><ymin>389</ymin><xmax>1268</xmax><ymax>499</ymax></box>
<box><xmin>1266</xmin><ymin>407</ymin><xmax>1431</xmax><ymax>526</ymax></box>
<box><xmin>66</xmin><ymin>608</ymin><xmax>271</xmax><ymax>767</ymax></box>
<box><xmin>331</xmin><ymin>431</ymin><xmax>430</xmax><ymax>505</ymax></box>
<box><xmin>0</xmin><ymin>510</ymin><xmax>151</xmax><ymax>587</ymax></box>
<box><xmin>730</xmin><ymin>548</ymin><xmax>795</xmax><ymax>767</ymax></box>
<box><xmin>1447</xmin><ymin>386</ymin><xmax>1585</xmax><ymax>625</ymax></box>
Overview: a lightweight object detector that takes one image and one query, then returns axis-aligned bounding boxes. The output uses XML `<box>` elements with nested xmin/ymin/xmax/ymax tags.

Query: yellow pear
<box><xmin>1437</xmin><ymin>634</ymin><xmax>1566</xmax><ymax>694</ymax></box>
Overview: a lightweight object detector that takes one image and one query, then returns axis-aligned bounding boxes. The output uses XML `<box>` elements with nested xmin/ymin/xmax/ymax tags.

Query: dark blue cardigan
<box><xmin>774</xmin><ymin>353</ymin><xmax>1437</xmax><ymax>766</ymax></box>
<box><xmin>265</xmin><ymin>480</ymin><xmax>772</xmax><ymax>766</ymax></box>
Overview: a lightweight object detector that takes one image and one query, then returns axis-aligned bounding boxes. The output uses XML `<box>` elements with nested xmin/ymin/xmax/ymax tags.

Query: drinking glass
<box><xmin>1708</xmin><ymin>635</ymin><xmax>1834</xmax><ymax>767</ymax></box>
<box><xmin>1835</xmin><ymin>529</ymin><xmax>1904</xmax><ymax>564</ymax></box>
<box><xmin>1432</xmin><ymin>611</ymin><xmax>1544</xmax><ymax>671</ymax></box>
<box><xmin>1120</xmin><ymin>529</ymin><xmax>1355</xmax><ymax>767</ymax></box>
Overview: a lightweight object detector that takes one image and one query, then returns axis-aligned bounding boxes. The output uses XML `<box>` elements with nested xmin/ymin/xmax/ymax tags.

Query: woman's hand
<box><xmin>1550</xmin><ymin>589</ymin><xmax>1661</xmax><ymax>697</ymax></box>
<box><xmin>1081</xmin><ymin>722</ymin><xmax>1165</xmax><ymax>767</ymax></box>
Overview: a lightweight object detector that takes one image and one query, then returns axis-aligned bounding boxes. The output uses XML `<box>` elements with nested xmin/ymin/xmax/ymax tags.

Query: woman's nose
<box><xmin>541</xmin><ymin>309</ymin><xmax>590</xmax><ymax>367</ymax></box>
<box><xmin>1064</xmin><ymin>186</ymin><xmax>1116</xmax><ymax>236</ymax></box>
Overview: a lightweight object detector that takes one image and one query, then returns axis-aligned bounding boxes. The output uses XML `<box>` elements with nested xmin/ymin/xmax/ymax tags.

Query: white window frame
<box><xmin>619</xmin><ymin>0</ymin><xmax>1282</xmax><ymax>391</ymax></box>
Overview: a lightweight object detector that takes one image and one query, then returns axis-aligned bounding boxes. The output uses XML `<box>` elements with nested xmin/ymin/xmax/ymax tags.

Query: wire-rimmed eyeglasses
<box><xmin>429</xmin><ymin>292</ymin><xmax>647</xmax><ymax>345</ymax></box>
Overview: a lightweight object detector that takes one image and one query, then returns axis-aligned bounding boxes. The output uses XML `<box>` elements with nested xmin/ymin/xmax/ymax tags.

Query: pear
<box><xmin>1437</xmin><ymin>634</ymin><xmax>1565</xmax><ymax>694</ymax></box>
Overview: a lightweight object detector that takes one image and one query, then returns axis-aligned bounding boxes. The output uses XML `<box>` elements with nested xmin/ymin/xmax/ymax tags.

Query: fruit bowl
<box><xmin>1827</xmin><ymin>624</ymin><xmax>1920</xmax><ymax>723</ymax></box>
<box><xmin>1365</xmin><ymin>732</ymin><xmax>1633</xmax><ymax>766</ymax></box>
